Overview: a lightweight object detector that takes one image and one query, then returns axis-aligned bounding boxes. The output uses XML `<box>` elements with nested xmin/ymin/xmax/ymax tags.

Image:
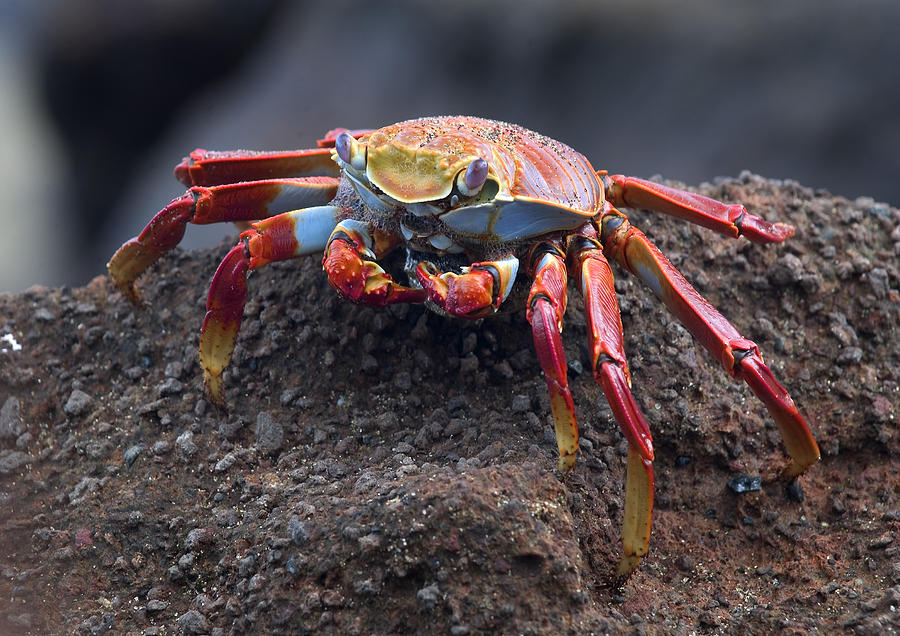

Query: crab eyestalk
<box><xmin>456</xmin><ymin>158</ymin><xmax>489</xmax><ymax>196</ymax></box>
<box><xmin>334</xmin><ymin>131</ymin><xmax>366</xmax><ymax>171</ymax></box>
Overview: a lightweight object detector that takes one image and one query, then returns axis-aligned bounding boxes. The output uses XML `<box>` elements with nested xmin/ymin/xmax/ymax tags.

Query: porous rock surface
<box><xmin>0</xmin><ymin>174</ymin><xmax>898</xmax><ymax>634</ymax></box>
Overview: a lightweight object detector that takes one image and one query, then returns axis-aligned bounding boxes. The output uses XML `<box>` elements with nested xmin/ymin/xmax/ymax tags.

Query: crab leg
<box><xmin>200</xmin><ymin>205</ymin><xmax>342</xmax><ymax>406</ymax></box>
<box><xmin>525</xmin><ymin>243</ymin><xmax>579</xmax><ymax>473</ymax></box>
<box><xmin>600</xmin><ymin>210</ymin><xmax>820</xmax><ymax>476</ymax></box>
<box><xmin>603</xmin><ymin>174</ymin><xmax>795</xmax><ymax>243</ymax></box>
<box><xmin>176</xmin><ymin>126</ymin><xmax>373</xmax><ymax>186</ymax></box>
<box><xmin>108</xmin><ymin>177</ymin><xmax>339</xmax><ymax>303</ymax></box>
<box><xmin>323</xmin><ymin>220</ymin><xmax>427</xmax><ymax>307</ymax></box>
<box><xmin>176</xmin><ymin>147</ymin><xmax>339</xmax><ymax>187</ymax></box>
<box><xmin>415</xmin><ymin>255</ymin><xmax>519</xmax><ymax>318</ymax></box>
<box><xmin>566</xmin><ymin>227</ymin><xmax>655</xmax><ymax>575</ymax></box>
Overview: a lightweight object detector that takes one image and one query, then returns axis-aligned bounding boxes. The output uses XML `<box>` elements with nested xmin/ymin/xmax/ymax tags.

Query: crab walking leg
<box><xmin>200</xmin><ymin>205</ymin><xmax>342</xmax><ymax>407</ymax></box>
<box><xmin>176</xmin><ymin>147</ymin><xmax>340</xmax><ymax>187</ymax></box>
<box><xmin>603</xmin><ymin>174</ymin><xmax>795</xmax><ymax>243</ymax></box>
<box><xmin>620</xmin><ymin>448</ymin><xmax>655</xmax><ymax>576</ymax></box>
<box><xmin>176</xmin><ymin>126</ymin><xmax>373</xmax><ymax>187</ymax></box>
<box><xmin>526</xmin><ymin>243</ymin><xmax>579</xmax><ymax>472</ymax></box>
<box><xmin>108</xmin><ymin>177</ymin><xmax>340</xmax><ymax>303</ymax></box>
<box><xmin>323</xmin><ymin>220</ymin><xmax>428</xmax><ymax>307</ymax></box>
<box><xmin>415</xmin><ymin>255</ymin><xmax>520</xmax><ymax>318</ymax></box>
<box><xmin>566</xmin><ymin>228</ymin><xmax>655</xmax><ymax>575</ymax></box>
<box><xmin>600</xmin><ymin>211</ymin><xmax>820</xmax><ymax>476</ymax></box>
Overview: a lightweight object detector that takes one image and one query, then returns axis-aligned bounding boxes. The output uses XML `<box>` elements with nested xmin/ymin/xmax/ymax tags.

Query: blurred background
<box><xmin>1</xmin><ymin>0</ymin><xmax>898</xmax><ymax>293</ymax></box>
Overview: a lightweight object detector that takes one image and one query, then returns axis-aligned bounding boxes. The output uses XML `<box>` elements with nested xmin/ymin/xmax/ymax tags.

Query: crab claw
<box><xmin>199</xmin><ymin>242</ymin><xmax>249</xmax><ymax>408</ymax></box>
<box><xmin>416</xmin><ymin>262</ymin><xmax>496</xmax><ymax>318</ymax></box>
<box><xmin>416</xmin><ymin>256</ymin><xmax>519</xmax><ymax>319</ymax></box>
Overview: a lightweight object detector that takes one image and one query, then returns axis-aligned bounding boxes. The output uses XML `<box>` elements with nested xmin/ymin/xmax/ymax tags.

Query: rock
<box><xmin>176</xmin><ymin>431</ymin><xmax>198</xmax><ymax>457</ymax></box>
<box><xmin>287</xmin><ymin>516</ymin><xmax>311</xmax><ymax>545</ymax></box>
<box><xmin>184</xmin><ymin>528</ymin><xmax>214</xmax><ymax>551</ymax></box>
<box><xmin>767</xmin><ymin>254</ymin><xmax>804</xmax><ymax>287</ymax></box>
<box><xmin>0</xmin><ymin>450</ymin><xmax>32</xmax><ymax>474</ymax></box>
<box><xmin>511</xmin><ymin>395</ymin><xmax>531</xmax><ymax>413</ymax></box>
<box><xmin>124</xmin><ymin>444</ymin><xmax>144</xmax><ymax>467</ymax></box>
<box><xmin>63</xmin><ymin>390</ymin><xmax>92</xmax><ymax>417</ymax></box>
<box><xmin>176</xmin><ymin>609</ymin><xmax>209</xmax><ymax>634</ymax></box>
<box><xmin>417</xmin><ymin>584</ymin><xmax>441</xmax><ymax>611</ymax></box>
<box><xmin>727</xmin><ymin>475</ymin><xmax>761</xmax><ymax>494</ymax></box>
<box><xmin>255</xmin><ymin>412</ymin><xmax>284</xmax><ymax>454</ymax></box>
<box><xmin>0</xmin><ymin>396</ymin><xmax>24</xmax><ymax>440</ymax></box>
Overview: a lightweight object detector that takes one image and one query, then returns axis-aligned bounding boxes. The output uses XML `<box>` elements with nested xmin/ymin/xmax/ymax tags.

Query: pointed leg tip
<box><xmin>616</xmin><ymin>555</ymin><xmax>641</xmax><ymax>578</ymax></box>
<box><xmin>203</xmin><ymin>372</ymin><xmax>227</xmax><ymax>410</ymax></box>
<box><xmin>106</xmin><ymin>268</ymin><xmax>144</xmax><ymax>307</ymax></box>
<box><xmin>783</xmin><ymin>452</ymin><xmax>820</xmax><ymax>479</ymax></box>
<box><xmin>107</xmin><ymin>239</ymin><xmax>159</xmax><ymax>306</ymax></box>
<box><xmin>556</xmin><ymin>453</ymin><xmax>577</xmax><ymax>474</ymax></box>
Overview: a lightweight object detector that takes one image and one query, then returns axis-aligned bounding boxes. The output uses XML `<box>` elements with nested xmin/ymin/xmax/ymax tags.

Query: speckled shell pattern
<box><xmin>370</xmin><ymin>116</ymin><xmax>604</xmax><ymax>214</ymax></box>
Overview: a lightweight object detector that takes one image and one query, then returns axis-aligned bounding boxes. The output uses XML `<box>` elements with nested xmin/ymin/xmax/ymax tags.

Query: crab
<box><xmin>108</xmin><ymin>115</ymin><xmax>820</xmax><ymax>575</ymax></box>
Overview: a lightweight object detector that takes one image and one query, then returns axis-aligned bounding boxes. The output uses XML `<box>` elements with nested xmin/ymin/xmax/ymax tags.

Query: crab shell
<box><xmin>335</xmin><ymin>116</ymin><xmax>605</xmax><ymax>244</ymax></box>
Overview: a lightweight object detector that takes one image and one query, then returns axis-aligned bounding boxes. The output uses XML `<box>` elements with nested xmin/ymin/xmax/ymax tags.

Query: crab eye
<box><xmin>335</xmin><ymin>132</ymin><xmax>353</xmax><ymax>164</ymax></box>
<box><xmin>465</xmin><ymin>158</ymin><xmax>489</xmax><ymax>190</ymax></box>
<box><xmin>457</xmin><ymin>158</ymin><xmax>489</xmax><ymax>196</ymax></box>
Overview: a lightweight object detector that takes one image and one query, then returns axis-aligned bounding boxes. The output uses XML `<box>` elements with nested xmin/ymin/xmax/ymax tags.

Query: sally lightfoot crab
<box><xmin>108</xmin><ymin>116</ymin><xmax>820</xmax><ymax>575</ymax></box>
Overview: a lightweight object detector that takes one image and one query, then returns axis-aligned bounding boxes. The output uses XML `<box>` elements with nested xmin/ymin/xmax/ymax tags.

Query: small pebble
<box><xmin>288</xmin><ymin>516</ymin><xmax>311</xmax><ymax>545</ymax></box>
<box><xmin>786</xmin><ymin>480</ymin><xmax>804</xmax><ymax>502</ymax></box>
<box><xmin>214</xmin><ymin>453</ymin><xmax>237</xmax><ymax>473</ymax></box>
<box><xmin>768</xmin><ymin>254</ymin><xmax>803</xmax><ymax>287</ymax></box>
<box><xmin>157</xmin><ymin>377</ymin><xmax>183</xmax><ymax>397</ymax></box>
<box><xmin>417</xmin><ymin>585</ymin><xmax>441</xmax><ymax>611</ymax></box>
<box><xmin>727</xmin><ymin>475</ymin><xmax>761</xmax><ymax>494</ymax></box>
<box><xmin>184</xmin><ymin>527</ymin><xmax>213</xmax><ymax>551</ymax></box>
<box><xmin>124</xmin><ymin>445</ymin><xmax>144</xmax><ymax>467</ymax></box>
<box><xmin>868</xmin><ymin>532</ymin><xmax>893</xmax><ymax>550</ymax></box>
<box><xmin>255</xmin><ymin>412</ymin><xmax>284</xmax><ymax>454</ymax></box>
<box><xmin>392</xmin><ymin>371</ymin><xmax>412</xmax><ymax>391</ymax></box>
<box><xmin>63</xmin><ymin>390</ymin><xmax>92</xmax><ymax>417</ymax></box>
<box><xmin>0</xmin><ymin>450</ymin><xmax>33</xmax><ymax>474</ymax></box>
<box><xmin>511</xmin><ymin>395</ymin><xmax>531</xmax><ymax>413</ymax></box>
<box><xmin>176</xmin><ymin>431</ymin><xmax>198</xmax><ymax>457</ymax></box>
<box><xmin>176</xmin><ymin>609</ymin><xmax>209</xmax><ymax>634</ymax></box>
<box><xmin>0</xmin><ymin>397</ymin><xmax>24</xmax><ymax>439</ymax></box>
<box><xmin>675</xmin><ymin>554</ymin><xmax>694</xmax><ymax>571</ymax></box>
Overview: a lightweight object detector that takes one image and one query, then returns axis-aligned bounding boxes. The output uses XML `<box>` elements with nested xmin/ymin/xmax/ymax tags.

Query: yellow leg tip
<box><xmin>617</xmin><ymin>554</ymin><xmax>641</xmax><ymax>577</ymax></box>
<box><xmin>557</xmin><ymin>452</ymin><xmax>576</xmax><ymax>474</ymax></box>
<box><xmin>203</xmin><ymin>371</ymin><xmax>226</xmax><ymax>410</ymax></box>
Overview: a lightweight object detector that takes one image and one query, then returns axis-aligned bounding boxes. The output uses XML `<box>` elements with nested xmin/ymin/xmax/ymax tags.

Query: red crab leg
<box><xmin>323</xmin><ymin>220</ymin><xmax>427</xmax><ymax>307</ymax></box>
<box><xmin>200</xmin><ymin>205</ymin><xmax>342</xmax><ymax>406</ymax></box>
<box><xmin>603</xmin><ymin>174</ymin><xmax>795</xmax><ymax>243</ymax></box>
<box><xmin>178</xmin><ymin>127</ymin><xmax>373</xmax><ymax>186</ymax></box>
<box><xmin>566</xmin><ymin>227</ymin><xmax>654</xmax><ymax>576</ymax></box>
<box><xmin>415</xmin><ymin>255</ymin><xmax>520</xmax><ymax>318</ymax></box>
<box><xmin>525</xmin><ymin>243</ymin><xmax>579</xmax><ymax>473</ymax></box>
<box><xmin>600</xmin><ymin>210</ymin><xmax>820</xmax><ymax>477</ymax></box>
<box><xmin>108</xmin><ymin>177</ymin><xmax>339</xmax><ymax>303</ymax></box>
<box><xmin>176</xmin><ymin>147</ymin><xmax>340</xmax><ymax>187</ymax></box>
